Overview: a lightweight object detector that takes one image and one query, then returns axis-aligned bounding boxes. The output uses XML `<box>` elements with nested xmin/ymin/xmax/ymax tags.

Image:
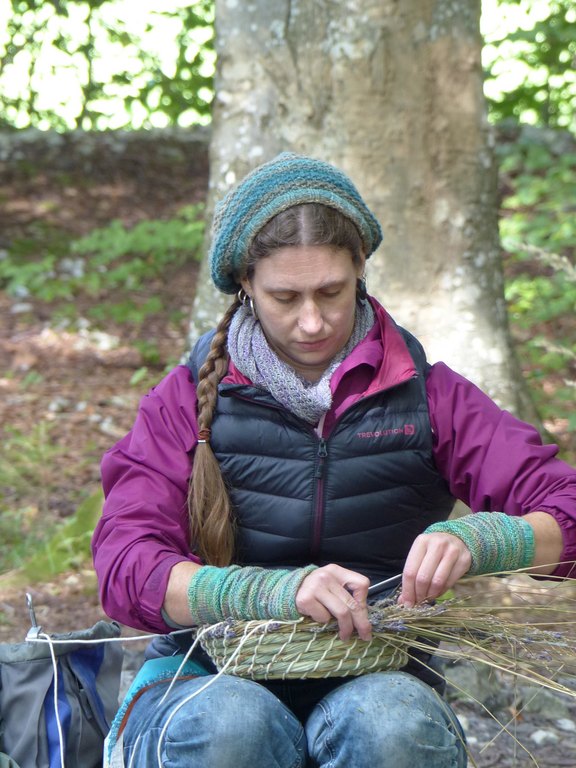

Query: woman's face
<box><xmin>241</xmin><ymin>245</ymin><xmax>364</xmax><ymax>382</ymax></box>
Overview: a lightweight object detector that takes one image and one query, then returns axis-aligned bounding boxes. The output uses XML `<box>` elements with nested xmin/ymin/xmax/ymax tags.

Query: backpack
<box><xmin>0</xmin><ymin>754</ymin><xmax>21</xmax><ymax>767</ymax></box>
<box><xmin>0</xmin><ymin>620</ymin><xmax>123</xmax><ymax>768</ymax></box>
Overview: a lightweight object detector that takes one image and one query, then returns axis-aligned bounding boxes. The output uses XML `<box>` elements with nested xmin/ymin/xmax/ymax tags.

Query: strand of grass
<box><xmin>405</xmin><ymin>652</ymin><xmax>539</xmax><ymax>768</ymax></box>
<box><xmin>383</xmin><ymin>631</ymin><xmax>576</xmax><ymax>698</ymax></box>
<box><xmin>479</xmin><ymin>665</ymin><xmax>567</xmax><ymax>763</ymax></box>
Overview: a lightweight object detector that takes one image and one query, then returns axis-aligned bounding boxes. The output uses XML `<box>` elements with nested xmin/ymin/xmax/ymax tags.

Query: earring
<box><xmin>237</xmin><ymin>288</ymin><xmax>258</xmax><ymax>319</ymax></box>
<box><xmin>356</xmin><ymin>276</ymin><xmax>368</xmax><ymax>305</ymax></box>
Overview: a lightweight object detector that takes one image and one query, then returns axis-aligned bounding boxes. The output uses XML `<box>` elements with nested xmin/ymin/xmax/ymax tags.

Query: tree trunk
<box><xmin>189</xmin><ymin>0</ymin><xmax>532</xmax><ymax>417</ymax></box>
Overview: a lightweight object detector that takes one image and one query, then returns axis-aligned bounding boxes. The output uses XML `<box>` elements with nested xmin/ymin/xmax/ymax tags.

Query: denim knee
<box><xmin>306</xmin><ymin>671</ymin><xmax>467</xmax><ymax>768</ymax></box>
<box><xmin>123</xmin><ymin>674</ymin><xmax>306</xmax><ymax>768</ymax></box>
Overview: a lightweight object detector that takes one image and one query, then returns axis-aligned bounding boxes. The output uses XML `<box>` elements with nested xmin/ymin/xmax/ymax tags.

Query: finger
<box><xmin>401</xmin><ymin>536</ymin><xmax>451</xmax><ymax>605</ymax></box>
<box><xmin>295</xmin><ymin>566</ymin><xmax>371</xmax><ymax>640</ymax></box>
<box><xmin>307</xmin><ymin>583</ymin><xmax>370</xmax><ymax>642</ymax></box>
<box><xmin>401</xmin><ymin>534</ymin><xmax>471</xmax><ymax>606</ymax></box>
<box><xmin>338</xmin><ymin>585</ymin><xmax>372</xmax><ymax>642</ymax></box>
<box><xmin>420</xmin><ymin>534</ymin><xmax>472</xmax><ymax>600</ymax></box>
<box><xmin>344</xmin><ymin>574</ymin><xmax>370</xmax><ymax>604</ymax></box>
<box><xmin>399</xmin><ymin>535</ymin><xmax>430</xmax><ymax>607</ymax></box>
<box><xmin>317</xmin><ymin>585</ymin><xmax>363</xmax><ymax>641</ymax></box>
<box><xmin>412</xmin><ymin>548</ymin><xmax>446</xmax><ymax>605</ymax></box>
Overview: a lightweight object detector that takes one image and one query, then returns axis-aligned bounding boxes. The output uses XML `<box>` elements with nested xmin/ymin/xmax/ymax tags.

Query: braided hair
<box><xmin>189</xmin><ymin>202</ymin><xmax>366</xmax><ymax>564</ymax></box>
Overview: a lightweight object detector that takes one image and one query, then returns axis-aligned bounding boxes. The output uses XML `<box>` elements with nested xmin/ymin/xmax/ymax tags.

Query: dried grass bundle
<box><xmin>199</xmin><ymin>573</ymin><xmax>576</xmax><ymax>697</ymax></box>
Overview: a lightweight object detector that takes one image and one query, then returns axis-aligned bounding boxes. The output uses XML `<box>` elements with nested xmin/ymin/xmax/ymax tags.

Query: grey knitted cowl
<box><xmin>227</xmin><ymin>301</ymin><xmax>375</xmax><ymax>424</ymax></box>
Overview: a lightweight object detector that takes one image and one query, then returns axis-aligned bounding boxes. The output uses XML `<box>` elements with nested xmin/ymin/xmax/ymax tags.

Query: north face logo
<box><xmin>357</xmin><ymin>424</ymin><xmax>416</xmax><ymax>439</ymax></box>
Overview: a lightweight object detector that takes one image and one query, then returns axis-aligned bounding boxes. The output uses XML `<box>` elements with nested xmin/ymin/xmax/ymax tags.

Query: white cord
<box><xmin>30</xmin><ymin>622</ymin><xmax>298</xmax><ymax>767</ymax></box>
<box><xmin>155</xmin><ymin>619</ymin><xmax>294</xmax><ymax>767</ymax></box>
<box><xmin>39</xmin><ymin>632</ymin><xmax>67</xmax><ymax>768</ymax></box>
<box><xmin>26</xmin><ymin>627</ymin><xmax>192</xmax><ymax>768</ymax></box>
<box><xmin>26</xmin><ymin>627</ymin><xmax>194</xmax><ymax>647</ymax></box>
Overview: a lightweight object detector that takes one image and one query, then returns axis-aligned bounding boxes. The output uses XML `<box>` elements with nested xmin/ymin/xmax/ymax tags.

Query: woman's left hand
<box><xmin>398</xmin><ymin>531</ymin><xmax>472</xmax><ymax>608</ymax></box>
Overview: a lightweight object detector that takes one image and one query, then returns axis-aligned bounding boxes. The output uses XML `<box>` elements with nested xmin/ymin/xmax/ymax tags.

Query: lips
<box><xmin>297</xmin><ymin>338</ymin><xmax>330</xmax><ymax>351</ymax></box>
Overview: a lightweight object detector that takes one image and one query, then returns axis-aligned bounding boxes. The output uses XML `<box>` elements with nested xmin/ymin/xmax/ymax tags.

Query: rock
<box><xmin>517</xmin><ymin>686</ymin><xmax>573</xmax><ymax>719</ymax></box>
<box><xmin>445</xmin><ymin>661</ymin><xmax>509</xmax><ymax>710</ymax></box>
<box><xmin>530</xmin><ymin>728</ymin><xmax>559</xmax><ymax>746</ymax></box>
<box><xmin>556</xmin><ymin>718</ymin><xmax>576</xmax><ymax>732</ymax></box>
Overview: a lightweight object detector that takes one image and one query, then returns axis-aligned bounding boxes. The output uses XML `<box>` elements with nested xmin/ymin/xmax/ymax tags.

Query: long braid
<box><xmin>188</xmin><ymin>298</ymin><xmax>240</xmax><ymax>565</ymax></box>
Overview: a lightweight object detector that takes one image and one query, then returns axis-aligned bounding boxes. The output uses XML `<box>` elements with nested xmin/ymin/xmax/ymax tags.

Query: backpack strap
<box><xmin>186</xmin><ymin>329</ymin><xmax>217</xmax><ymax>384</ymax></box>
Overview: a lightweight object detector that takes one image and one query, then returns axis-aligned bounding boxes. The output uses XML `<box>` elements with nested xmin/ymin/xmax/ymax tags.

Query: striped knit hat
<box><xmin>209</xmin><ymin>152</ymin><xmax>383</xmax><ymax>294</ymax></box>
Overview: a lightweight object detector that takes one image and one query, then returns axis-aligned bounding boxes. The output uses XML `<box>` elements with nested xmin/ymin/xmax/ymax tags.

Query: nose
<box><xmin>298</xmin><ymin>300</ymin><xmax>323</xmax><ymax>335</ymax></box>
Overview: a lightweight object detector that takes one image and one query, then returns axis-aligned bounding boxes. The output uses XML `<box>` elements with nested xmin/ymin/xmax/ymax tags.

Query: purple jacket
<box><xmin>92</xmin><ymin>300</ymin><xmax>576</xmax><ymax>632</ymax></box>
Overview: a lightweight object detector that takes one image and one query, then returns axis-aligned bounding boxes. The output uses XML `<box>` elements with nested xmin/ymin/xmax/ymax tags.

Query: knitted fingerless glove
<box><xmin>187</xmin><ymin>564</ymin><xmax>318</xmax><ymax>625</ymax></box>
<box><xmin>424</xmin><ymin>511</ymin><xmax>535</xmax><ymax>575</ymax></box>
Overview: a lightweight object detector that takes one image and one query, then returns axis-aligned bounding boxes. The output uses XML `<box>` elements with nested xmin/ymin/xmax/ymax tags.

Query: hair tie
<box><xmin>197</xmin><ymin>428</ymin><xmax>212</xmax><ymax>444</ymax></box>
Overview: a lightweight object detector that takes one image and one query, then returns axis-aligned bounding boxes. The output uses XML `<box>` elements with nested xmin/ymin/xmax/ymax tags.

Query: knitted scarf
<box><xmin>227</xmin><ymin>302</ymin><xmax>375</xmax><ymax>424</ymax></box>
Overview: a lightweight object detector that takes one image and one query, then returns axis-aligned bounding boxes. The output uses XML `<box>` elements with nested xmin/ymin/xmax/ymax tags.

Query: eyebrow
<box><xmin>264</xmin><ymin>278</ymin><xmax>348</xmax><ymax>293</ymax></box>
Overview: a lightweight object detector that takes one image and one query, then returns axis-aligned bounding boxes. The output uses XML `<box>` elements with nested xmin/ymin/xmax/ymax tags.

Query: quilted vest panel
<box><xmin>188</xmin><ymin>328</ymin><xmax>455</xmax><ymax>584</ymax></box>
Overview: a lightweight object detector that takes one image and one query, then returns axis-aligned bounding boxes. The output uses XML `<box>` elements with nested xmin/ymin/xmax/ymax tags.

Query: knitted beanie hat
<box><xmin>209</xmin><ymin>152</ymin><xmax>383</xmax><ymax>294</ymax></box>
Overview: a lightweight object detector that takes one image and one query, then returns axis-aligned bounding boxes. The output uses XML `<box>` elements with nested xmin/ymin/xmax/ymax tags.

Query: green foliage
<box><xmin>0</xmin><ymin>421</ymin><xmax>66</xmax><ymax>572</ymax></box>
<box><xmin>0</xmin><ymin>0</ymin><xmax>215</xmax><ymax>130</ymax></box>
<box><xmin>0</xmin><ymin>204</ymin><xmax>205</xmax><ymax>328</ymax></box>
<box><xmin>0</xmin><ymin>490</ymin><xmax>104</xmax><ymax>577</ymax></box>
<box><xmin>499</xmin><ymin>137</ymin><xmax>576</xmax><ymax>437</ymax></box>
<box><xmin>0</xmin><ymin>418</ymin><xmax>103</xmax><ymax>574</ymax></box>
<box><xmin>0</xmin><ymin>506</ymin><xmax>47</xmax><ymax>572</ymax></box>
<box><xmin>500</xmin><ymin>140</ymin><xmax>576</xmax><ymax>254</ymax></box>
<box><xmin>1</xmin><ymin>0</ymin><xmax>573</xmax><ymax>134</ymax></box>
<box><xmin>70</xmin><ymin>204</ymin><xmax>205</xmax><ymax>279</ymax></box>
<box><xmin>0</xmin><ymin>421</ymin><xmax>64</xmax><ymax>507</ymax></box>
<box><xmin>21</xmin><ymin>490</ymin><xmax>105</xmax><ymax>578</ymax></box>
<box><xmin>486</xmin><ymin>0</ymin><xmax>576</xmax><ymax>132</ymax></box>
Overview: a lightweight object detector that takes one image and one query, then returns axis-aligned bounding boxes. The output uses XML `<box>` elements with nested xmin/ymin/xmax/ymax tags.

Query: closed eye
<box><xmin>272</xmin><ymin>293</ymin><xmax>297</xmax><ymax>304</ymax></box>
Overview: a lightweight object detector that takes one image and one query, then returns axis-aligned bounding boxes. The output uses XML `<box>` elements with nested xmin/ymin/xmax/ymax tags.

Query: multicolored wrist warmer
<box><xmin>424</xmin><ymin>511</ymin><xmax>535</xmax><ymax>575</ymax></box>
<box><xmin>187</xmin><ymin>564</ymin><xmax>318</xmax><ymax>625</ymax></box>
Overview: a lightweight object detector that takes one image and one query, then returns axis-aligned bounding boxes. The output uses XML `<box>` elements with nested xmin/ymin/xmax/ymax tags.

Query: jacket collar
<box><xmin>223</xmin><ymin>296</ymin><xmax>417</xmax><ymax>394</ymax></box>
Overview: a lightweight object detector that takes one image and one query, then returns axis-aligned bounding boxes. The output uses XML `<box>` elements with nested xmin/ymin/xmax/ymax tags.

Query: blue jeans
<box><xmin>121</xmin><ymin>671</ymin><xmax>467</xmax><ymax>767</ymax></box>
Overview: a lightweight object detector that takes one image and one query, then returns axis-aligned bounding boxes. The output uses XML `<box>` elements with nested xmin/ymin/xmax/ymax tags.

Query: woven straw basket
<box><xmin>200</xmin><ymin>613</ymin><xmax>410</xmax><ymax>680</ymax></box>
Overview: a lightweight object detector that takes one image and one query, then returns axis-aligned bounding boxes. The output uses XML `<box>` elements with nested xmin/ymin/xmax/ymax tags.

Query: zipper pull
<box><xmin>316</xmin><ymin>439</ymin><xmax>327</xmax><ymax>478</ymax></box>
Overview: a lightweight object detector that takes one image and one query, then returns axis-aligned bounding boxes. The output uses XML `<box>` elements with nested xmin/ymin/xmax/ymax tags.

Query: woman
<box><xmin>93</xmin><ymin>153</ymin><xmax>576</xmax><ymax>768</ymax></box>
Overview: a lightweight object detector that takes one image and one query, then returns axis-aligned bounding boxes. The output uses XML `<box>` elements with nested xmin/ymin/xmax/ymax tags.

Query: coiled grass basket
<box><xmin>199</xmin><ymin>578</ymin><xmax>576</xmax><ymax>693</ymax></box>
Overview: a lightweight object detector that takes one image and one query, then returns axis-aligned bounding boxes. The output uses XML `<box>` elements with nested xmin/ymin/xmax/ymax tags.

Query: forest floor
<box><xmin>1</xmin><ymin>142</ymin><xmax>576</xmax><ymax>767</ymax></box>
<box><xmin>0</xmin><ymin>145</ymin><xmax>206</xmax><ymax>642</ymax></box>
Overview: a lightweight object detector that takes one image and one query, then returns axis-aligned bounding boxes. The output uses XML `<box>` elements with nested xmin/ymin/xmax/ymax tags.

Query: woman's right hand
<box><xmin>295</xmin><ymin>564</ymin><xmax>372</xmax><ymax>642</ymax></box>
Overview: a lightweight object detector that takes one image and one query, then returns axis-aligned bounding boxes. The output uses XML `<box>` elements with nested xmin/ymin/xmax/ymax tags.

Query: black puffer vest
<box><xmin>187</xmin><ymin>325</ymin><xmax>455</xmax><ymax>585</ymax></box>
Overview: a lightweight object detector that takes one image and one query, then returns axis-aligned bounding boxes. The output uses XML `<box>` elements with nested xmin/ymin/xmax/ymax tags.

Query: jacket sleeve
<box><xmin>91</xmin><ymin>366</ymin><xmax>202</xmax><ymax>632</ymax></box>
<box><xmin>427</xmin><ymin>361</ymin><xmax>576</xmax><ymax>577</ymax></box>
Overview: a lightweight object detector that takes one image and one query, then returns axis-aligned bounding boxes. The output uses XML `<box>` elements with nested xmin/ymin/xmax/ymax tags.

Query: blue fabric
<box><xmin>119</xmin><ymin>671</ymin><xmax>467</xmax><ymax>767</ymax></box>
<box><xmin>44</xmin><ymin>661</ymin><xmax>71</xmax><ymax>768</ymax></box>
<box><xmin>68</xmin><ymin>646</ymin><xmax>107</xmax><ymax>732</ymax></box>
<box><xmin>106</xmin><ymin>654</ymin><xmax>209</xmax><ymax>761</ymax></box>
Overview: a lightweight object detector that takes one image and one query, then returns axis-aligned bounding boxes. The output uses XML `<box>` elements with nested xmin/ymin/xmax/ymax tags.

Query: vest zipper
<box><xmin>311</xmin><ymin>438</ymin><xmax>328</xmax><ymax>559</ymax></box>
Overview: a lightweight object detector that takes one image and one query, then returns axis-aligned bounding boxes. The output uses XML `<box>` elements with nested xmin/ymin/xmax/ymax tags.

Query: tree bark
<box><xmin>190</xmin><ymin>0</ymin><xmax>532</xmax><ymax>416</ymax></box>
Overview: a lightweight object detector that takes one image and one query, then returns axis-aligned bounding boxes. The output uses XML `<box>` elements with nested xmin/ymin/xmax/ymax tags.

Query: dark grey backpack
<box><xmin>0</xmin><ymin>620</ymin><xmax>123</xmax><ymax>768</ymax></box>
<box><xmin>0</xmin><ymin>754</ymin><xmax>21</xmax><ymax>767</ymax></box>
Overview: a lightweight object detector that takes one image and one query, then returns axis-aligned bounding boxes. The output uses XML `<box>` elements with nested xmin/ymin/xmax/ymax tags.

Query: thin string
<box><xmin>24</xmin><ymin>566</ymin><xmax>576</xmax><ymax>766</ymax></box>
<box><xmin>26</xmin><ymin>629</ymin><xmax>195</xmax><ymax>646</ymax></box>
<box><xmin>155</xmin><ymin>619</ymin><xmax>298</xmax><ymax>767</ymax></box>
<box><xmin>39</xmin><ymin>632</ymin><xmax>66</xmax><ymax>768</ymax></box>
<box><xmin>26</xmin><ymin>627</ymin><xmax>194</xmax><ymax>768</ymax></box>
